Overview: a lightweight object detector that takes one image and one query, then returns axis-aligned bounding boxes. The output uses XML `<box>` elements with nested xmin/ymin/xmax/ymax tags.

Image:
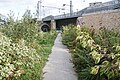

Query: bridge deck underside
<box><xmin>56</xmin><ymin>18</ymin><xmax>77</xmax><ymax>30</ymax></box>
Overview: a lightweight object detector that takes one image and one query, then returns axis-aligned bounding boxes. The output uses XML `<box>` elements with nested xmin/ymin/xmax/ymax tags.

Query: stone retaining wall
<box><xmin>77</xmin><ymin>10</ymin><xmax>120</xmax><ymax>30</ymax></box>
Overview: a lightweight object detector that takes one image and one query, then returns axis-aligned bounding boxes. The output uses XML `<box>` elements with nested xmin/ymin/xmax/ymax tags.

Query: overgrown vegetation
<box><xmin>0</xmin><ymin>10</ymin><xmax>57</xmax><ymax>80</ymax></box>
<box><xmin>62</xmin><ymin>25</ymin><xmax>120</xmax><ymax>80</ymax></box>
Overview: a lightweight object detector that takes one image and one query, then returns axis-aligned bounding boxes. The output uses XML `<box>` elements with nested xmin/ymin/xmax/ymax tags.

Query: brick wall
<box><xmin>77</xmin><ymin>10</ymin><xmax>120</xmax><ymax>30</ymax></box>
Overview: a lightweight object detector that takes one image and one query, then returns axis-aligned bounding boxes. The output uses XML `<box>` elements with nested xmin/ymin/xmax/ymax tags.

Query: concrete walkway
<box><xmin>43</xmin><ymin>33</ymin><xmax>77</xmax><ymax>80</ymax></box>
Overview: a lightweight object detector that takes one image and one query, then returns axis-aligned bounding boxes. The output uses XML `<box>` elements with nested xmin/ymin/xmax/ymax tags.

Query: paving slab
<box><xmin>43</xmin><ymin>33</ymin><xmax>77</xmax><ymax>80</ymax></box>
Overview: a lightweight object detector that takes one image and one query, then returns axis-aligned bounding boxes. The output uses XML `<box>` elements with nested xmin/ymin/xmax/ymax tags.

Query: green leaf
<box><xmin>90</xmin><ymin>50</ymin><xmax>103</xmax><ymax>64</ymax></box>
<box><xmin>91</xmin><ymin>66</ymin><xmax>100</xmax><ymax>75</ymax></box>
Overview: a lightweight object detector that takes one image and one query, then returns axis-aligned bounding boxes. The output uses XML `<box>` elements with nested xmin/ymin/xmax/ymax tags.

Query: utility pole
<box><xmin>70</xmin><ymin>0</ymin><xmax>73</xmax><ymax>15</ymax></box>
<box><xmin>63</xmin><ymin>0</ymin><xmax>73</xmax><ymax>16</ymax></box>
<box><xmin>39</xmin><ymin>0</ymin><xmax>42</xmax><ymax>20</ymax></box>
<box><xmin>37</xmin><ymin>0</ymin><xmax>42</xmax><ymax>20</ymax></box>
<box><xmin>37</xmin><ymin>2</ymin><xmax>39</xmax><ymax>19</ymax></box>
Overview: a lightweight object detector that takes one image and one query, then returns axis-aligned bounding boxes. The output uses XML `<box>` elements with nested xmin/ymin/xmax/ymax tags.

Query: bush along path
<box><xmin>0</xmin><ymin>11</ymin><xmax>57</xmax><ymax>80</ymax></box>
<box><xmin>62</xmin><ymin>26</ymin><xmax>120</xmax><ymax>80</ymax></box>
<box><xmin>43</xmin><ymin>33</ymin><xmax>77</xmax><ymax>80</ymax></box>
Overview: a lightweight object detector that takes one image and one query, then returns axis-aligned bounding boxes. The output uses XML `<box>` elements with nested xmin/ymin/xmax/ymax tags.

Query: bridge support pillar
<box><xmin>51</xmin><ymin>20</ymin><xmax>56</xmax><ymax>30</ymax></box>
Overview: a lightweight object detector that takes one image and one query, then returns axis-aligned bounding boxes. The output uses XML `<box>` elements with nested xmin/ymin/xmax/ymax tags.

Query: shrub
<box><xmin>0</xmin><ymin>10</ymin><xmax>57</xmax><ymax>80</ymax></box>
<box><xmin>0</xmin><ymin>32</ymin><xmax>40</xmax><ymax>79</ymax></box>
<box><xmin>62</xmin><ymin>26</ymin><xmax>120</xmax><ymax>80</ymax></box>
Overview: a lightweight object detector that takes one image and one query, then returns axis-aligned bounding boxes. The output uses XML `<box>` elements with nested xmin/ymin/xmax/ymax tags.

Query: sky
<box><xmin>0</xmin><ymin>0</ymin><xmax>112</xmax><ymax>19</ymax></box>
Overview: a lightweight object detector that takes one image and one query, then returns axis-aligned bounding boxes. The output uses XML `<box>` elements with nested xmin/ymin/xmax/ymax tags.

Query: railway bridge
<box><xmin>41</xmin><ymin>0</ymin><xmax>120</xmax><ymax>32</ymax></box>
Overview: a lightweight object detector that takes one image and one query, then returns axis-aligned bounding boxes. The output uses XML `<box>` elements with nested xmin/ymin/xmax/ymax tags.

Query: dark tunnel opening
<box><xmin>56</xmin><ymin>18</ymin><xmax>77</xmax><ymax>30</ymax></box>
<box><xmin>41</xmin><ymin>25</ymin><xmax>50</xmax><ymax>32</ymax></box>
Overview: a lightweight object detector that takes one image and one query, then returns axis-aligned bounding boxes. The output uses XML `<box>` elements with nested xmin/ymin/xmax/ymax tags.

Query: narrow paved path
<box><xmin>43</xmin><ymin>33</ymin><xmax>77</xmax><ymax>80</ymax></box>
